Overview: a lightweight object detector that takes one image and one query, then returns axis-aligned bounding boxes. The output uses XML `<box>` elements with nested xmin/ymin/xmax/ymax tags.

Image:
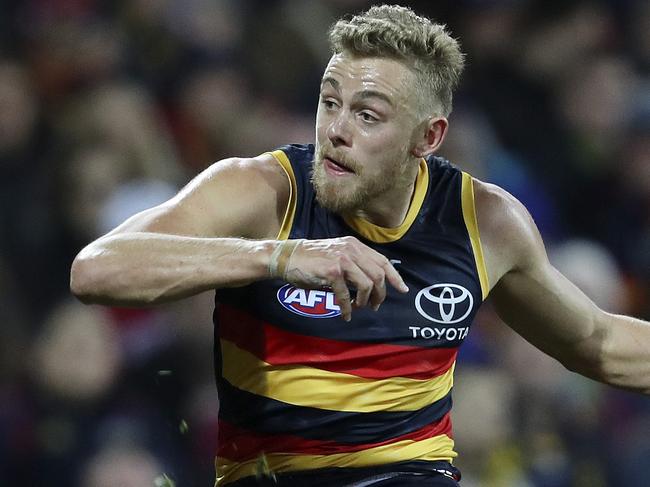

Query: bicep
<box><xmin>490</xmin><ymin>260</ymin><xmax>602</xmax><ymax>369</ymax></box>
<box><xmin>105</xmin><ymin>154</ymin><xmax>290</xmax><ymax>239</ymax></box>
<box><xmin>476</xmin><ymin>180</ymin><xmax>603</xmax><ymax>369</ymax></box>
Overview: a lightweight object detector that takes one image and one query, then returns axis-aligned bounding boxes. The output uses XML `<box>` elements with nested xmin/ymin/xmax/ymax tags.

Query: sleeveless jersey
<box><xmin>213</xmin><ymin>144</ymin><xmax>489</xmax><ymax>485</ymax></box>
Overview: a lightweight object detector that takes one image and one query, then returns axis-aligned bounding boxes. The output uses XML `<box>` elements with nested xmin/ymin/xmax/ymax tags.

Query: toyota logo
<box><xmin>415</xmin><ymin>283</ymin><xmax>473</xmax><ymax>324</ymax></box>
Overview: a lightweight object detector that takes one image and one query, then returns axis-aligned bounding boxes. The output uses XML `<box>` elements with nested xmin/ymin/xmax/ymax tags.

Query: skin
<box><xmin>311</xmin><ymin>53</ymin><xmax>425</xmax><ymax>222</ymax></box>
<box><xmin>476</xmin><ymin>182</ymin><xmax>650</xmax><ymax>392</ymax></box>
<box><xmin>71</xmin><ymin>52</ymin><xmax>650</xmax><ymax>394</ymax></box>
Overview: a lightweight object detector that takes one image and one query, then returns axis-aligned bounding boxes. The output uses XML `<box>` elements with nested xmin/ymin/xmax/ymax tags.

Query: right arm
<box><xmin>70</xmin><ymin>154</ymin><xmax>407</xmax><ymax>318</ymax></box>
<box><xmin>70</xmin><ymin>154</ymin><xmax>289</xmax><ymax>306</ymax></box>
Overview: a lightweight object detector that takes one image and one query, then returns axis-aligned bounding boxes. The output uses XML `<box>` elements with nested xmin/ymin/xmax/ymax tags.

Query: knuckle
<box><xmin>341</xmin><ymin>236</ymin><xmax>359</xmax><ymax>250</ymax></box>
<box><xmin>326</xmin><ymin>264</ymin><xmax>342</xmax><ymax>279</ymax></box>
<box><xmin>368</xmin><ymin>269</ymin><xmax>384</xmax><ymax>284</ymax></box>
<box><xmin>359</xmin><ymin>277</ymin><xmax>373</xmax><ymax>292</ymax></box>
<box><xmin>338</xmin><ymin>253</ymin><xmax>351</xmax><ymax>265</ymax></box>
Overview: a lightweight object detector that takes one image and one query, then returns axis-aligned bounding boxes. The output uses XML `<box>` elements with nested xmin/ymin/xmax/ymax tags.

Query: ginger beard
<box><xmin>311</xmin><ymin>144</ymin><xmax>416</xmax><ymax>214</ymax></box>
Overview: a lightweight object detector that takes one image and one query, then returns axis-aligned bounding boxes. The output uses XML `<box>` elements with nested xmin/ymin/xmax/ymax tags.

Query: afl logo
<box><xmin>415</xmin><ymin>283</ymin><xmax>473</xmax><ymax>324</ymax></box>
<box><xmin>277</xmin><ymin>284</ymin><xmax>341</xmax><ymax>318</ymax></box>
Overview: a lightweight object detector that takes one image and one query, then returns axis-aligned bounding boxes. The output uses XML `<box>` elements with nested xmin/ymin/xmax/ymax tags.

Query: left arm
<box><xmin>474</xmin><ymin>179</ymin><xmax>650</xmax><ymax>394</ymax></box>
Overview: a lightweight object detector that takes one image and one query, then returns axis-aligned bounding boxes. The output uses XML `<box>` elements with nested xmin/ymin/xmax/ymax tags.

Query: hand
<box><xmin>272</xmin><ymin>237</ymin><xmax>409</xmax><ymax>321</ymax></box>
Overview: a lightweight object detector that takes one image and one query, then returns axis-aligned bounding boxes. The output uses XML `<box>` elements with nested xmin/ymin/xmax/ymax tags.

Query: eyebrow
<box><xmin>320</xmin><ymin>77</ymin><xmax>395</xmax><ymax>108</ymax></box>
<box><xmin>321</xmin><ymin>76</ymin><xmax>341</xmax><ymax>92</ymax></box>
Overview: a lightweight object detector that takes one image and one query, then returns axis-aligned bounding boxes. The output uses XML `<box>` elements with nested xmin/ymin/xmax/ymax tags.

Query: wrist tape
<box><xmin>269</xmin><ymin>239</ymin><xmax>304</xmax><ymax>280</ymax></box>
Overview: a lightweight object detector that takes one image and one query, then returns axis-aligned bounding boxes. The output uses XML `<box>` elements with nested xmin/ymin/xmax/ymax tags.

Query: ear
<box><xmin>411</xmin><ymin>117</ymin><xmax>449</xmax><ymax>158</ymax></box>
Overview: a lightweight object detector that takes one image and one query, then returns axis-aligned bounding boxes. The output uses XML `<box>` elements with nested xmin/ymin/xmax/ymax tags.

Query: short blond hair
<box><xmin>328</xmin><ymin>4</ymin><xmax>465</xmax><ymax>117</ymax></box>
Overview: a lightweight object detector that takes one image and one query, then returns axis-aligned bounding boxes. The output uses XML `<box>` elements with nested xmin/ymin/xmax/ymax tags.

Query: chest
<box><xmin>218</xmin><ymin>235</ymin><xmax>481</xmax><ymax>350</ymax></box>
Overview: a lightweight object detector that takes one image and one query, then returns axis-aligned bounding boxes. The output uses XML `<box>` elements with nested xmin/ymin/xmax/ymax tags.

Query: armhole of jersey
<box><xmin>461</xmin><ymin>172</ymin><xmax>490</xmax><ymax>300</ymax></box>
<box><xmin>268</xmin><ymin>150</ymin><xmax>297</xmax><ymax>240</ymax></box>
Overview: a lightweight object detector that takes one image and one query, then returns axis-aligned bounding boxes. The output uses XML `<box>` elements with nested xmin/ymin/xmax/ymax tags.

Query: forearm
<box><xmin>491</xmin><ymin>264</ymin><xmax>650</xmax><ymax>394</ymax></box>
<box><xmin>70</xmin><ymin>233</ymin><xmax>275</xmax><ymax>306</ymax></box>
<box><xmin>598</xmin><ymin>312</ymin><xmax>650</xmax><ymax>394</ymax></box>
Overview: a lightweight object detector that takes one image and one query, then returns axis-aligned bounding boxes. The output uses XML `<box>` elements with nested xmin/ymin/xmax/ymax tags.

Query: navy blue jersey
<box><xmin>213</xmin><ymin>144</ymin><xmax>489</xmax><ymax>485</ymax></box>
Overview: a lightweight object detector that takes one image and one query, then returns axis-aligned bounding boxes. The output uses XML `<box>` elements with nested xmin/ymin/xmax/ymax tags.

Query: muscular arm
<box><xmin>70</xmin><ymin>154</ymin><xmax>289</xmax><ymax>306</ymax></box>
<box><xmin>70</xmin><ymin>153</ymin><xmax>407</xmax><ymax>316</ymax></box>
<box><xmin>475</xmin><ymin>180</ymin><xmax>650</xmax><ymax>394</ymax></box>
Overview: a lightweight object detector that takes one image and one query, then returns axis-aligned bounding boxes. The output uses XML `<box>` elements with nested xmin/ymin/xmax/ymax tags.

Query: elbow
<box><xmin>70</xmin><ymin>253</ymin><xmax>104</xmax><ymax>304</ymax></box>
<box><xmin>563</xmin><ymin>355</ymin><xmax>621</xmax><ymax>388</ymax></box>
<box><xmin>70</xmin><ymin>244</ymin><xmax>123</xmax><ymax>304</ymax></box>
<box><xmin>70</xmin><ymin>248</ymin><xmax>163</xmax><ymax>307</ymax></box>
<box><xmin>561</xmin><ymin>318</ymin><xmax>612</xmax><ymax>383</ymax></box>
<box><xmin>562</xmin><ymin>353</ymin><xmax>607</xmax><ymax>381</ymax></box>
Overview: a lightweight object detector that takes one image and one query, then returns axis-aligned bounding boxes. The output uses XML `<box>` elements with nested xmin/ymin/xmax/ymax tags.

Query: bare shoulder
<box><xmin>108</xmin><ymin>152</ymin><xmax>291</xmax><ymax>239</ymax></box>
<box><xmin>472</xmin><ymin>178</ymin><xmax>548</xmax><ymax>287</ymax></box>
<box><xmin>198</xmin><ymin>152</ymin><xmax>289</xmax><ymax>194</ymax></box>
<box><xmin>190</xmin><ymin>152</ymin><xmax>290</xmax><ymax>237</ymax></box>
<box><xmin>191</xmin><ymin>152</ymin><xmax>289</xmax><ymax>211</ymax></box>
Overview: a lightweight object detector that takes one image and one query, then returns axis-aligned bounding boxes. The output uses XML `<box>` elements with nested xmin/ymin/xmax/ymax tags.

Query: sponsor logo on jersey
<box><xmin>415</xmin><ymin>283</ymin><xmax>473</xmax><ymax>324</ymax></box>
<box><xmin>277</xmin><ymin>284</ymin><xmax>341</xmax><ymax>318</ymax></box>
<box><xmin>409</xmin><ymin>325</ymin><xmax>470</xmax><ymax>341</ymax></box>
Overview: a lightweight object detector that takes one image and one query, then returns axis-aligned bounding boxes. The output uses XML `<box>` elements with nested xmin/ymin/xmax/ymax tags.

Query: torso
<box><xmin>212</xmin><ymin>144</ymin><xmax>489</xmax><ymax>485</ymax></box>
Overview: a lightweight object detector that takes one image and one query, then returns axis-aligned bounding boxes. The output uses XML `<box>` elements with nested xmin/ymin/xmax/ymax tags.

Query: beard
<box><xmin>311</xmin><ymin>144</ymin><xmax>414</xmax><ymax>214</ymax></box>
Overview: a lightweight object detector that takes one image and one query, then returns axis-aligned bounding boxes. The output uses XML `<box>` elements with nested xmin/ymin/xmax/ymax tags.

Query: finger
<box><xmin>340</xmin><ymin>258</ymin><xmax>373</xmax><ymax>309</ymax></box>
<box><xmin>351</xmin><ymin>275</ymin><xmax>373</xmax><ymax>309</ymax></box>
<box><xmin>330</xmin><ymin>277</ymin><xmax>352</xmax><ymax>322</ymax></box>
<box><xmin>353</xmin><ymin>257</ymin><xmax>386</xmax><ymax>310</ymax></box>
<box><xmin>383</xmin><ymin>260</ymin><xmax>409</xmax><ymax>293</ymax></box>
<box><xmin>344</xmin><ymin>246</ymin><xmax>402</xmax><ymax>309</ymax></box>
<box><xmin>368</xmin><ymin>275</ymin><xmax>386</xmax><ymax>311</ymax></box>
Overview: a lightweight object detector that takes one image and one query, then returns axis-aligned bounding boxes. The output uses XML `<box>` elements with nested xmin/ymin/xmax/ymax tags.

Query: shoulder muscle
<box><xmin>106</xmin><ymin>152</ymin><xmax>290</xmax><ymax>239</ymax></box>
<box><xmin>473</xmin><ymin>178</ymin><xmax>548</xmax><ymax>288</ymax></box>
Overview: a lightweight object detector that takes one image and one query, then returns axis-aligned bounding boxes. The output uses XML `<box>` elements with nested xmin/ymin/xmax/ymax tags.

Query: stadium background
<box><xmin>1</xmin><ymin>0</ymin><xmax>649</xmax><ymax>485</ymax></box>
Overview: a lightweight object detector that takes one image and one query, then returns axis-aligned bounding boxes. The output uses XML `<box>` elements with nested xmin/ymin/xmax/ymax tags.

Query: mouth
<box><xmin>323</xmin><ymin>155</ymin><xmax>355</xmax><ymax>176</ymax></box>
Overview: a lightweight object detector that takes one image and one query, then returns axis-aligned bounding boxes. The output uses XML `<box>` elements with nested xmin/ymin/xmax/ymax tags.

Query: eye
<box><xmin>359</xmin><ymin>111</ymin><xmax>379</xmax><ymax>123</ymax></box>
<box><xmin>320</xmin><ymin>97</ymin><xmax>339</xmax><ymax>110</ymax></box>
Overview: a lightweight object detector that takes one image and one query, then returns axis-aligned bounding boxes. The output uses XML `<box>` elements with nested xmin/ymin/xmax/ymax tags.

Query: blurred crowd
<box><xmin>0</xmin><ymin>0</ymin><xmax>649</xmax><ymax>486</ymax></box>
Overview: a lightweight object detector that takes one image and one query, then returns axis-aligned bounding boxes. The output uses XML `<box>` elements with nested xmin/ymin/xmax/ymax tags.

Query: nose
<box><xmin>327</xmin><ymin>110</ymin><xmax>352</xmax><ymax>147</ymax></box>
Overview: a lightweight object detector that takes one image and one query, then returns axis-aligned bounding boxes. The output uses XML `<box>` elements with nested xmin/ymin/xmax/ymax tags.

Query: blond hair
<box><xmin>328</xmin><ymin>4</ymin><xmax>465</xmax><ymax>117</ymax></box>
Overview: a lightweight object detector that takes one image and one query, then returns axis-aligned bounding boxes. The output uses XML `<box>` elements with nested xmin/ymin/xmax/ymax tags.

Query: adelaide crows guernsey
<box><xmin>213</xmin><ymin>144</ymin><xmax>489</xmax><ymax>485</ymax></box>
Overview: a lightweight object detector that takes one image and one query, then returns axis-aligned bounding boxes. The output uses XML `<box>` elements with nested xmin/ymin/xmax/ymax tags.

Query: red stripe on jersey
<box><xmin>218</xmin><ymin>304</ymin><xmax>457</xmax><ymax>380</ymax></box>
<box><xmin>217</xmin><ymin>413</ymin><xmax>452</xmax><ymax>462</ymax></box>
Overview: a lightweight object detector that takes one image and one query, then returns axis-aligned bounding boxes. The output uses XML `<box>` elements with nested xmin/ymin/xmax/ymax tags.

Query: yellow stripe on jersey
<box><xmin>461</xmin><ymin>172</ymin><xmax>489</xmax><ymax>300</ymax></box>
<box><xmin>269</xmin><ymin>150</ymin><xmax>298</xmax><ymax>241</ymax></box>
<box><xmin>215</xmin><ymin>432</ymin><xmax>456</xmax><ymax>485</ymax></box>
<box><xmin>343</xmin><ymin>159</ymin><xmax>429</xmax><ymax>243</ymax></box>
<box><xmin>220</xmin><ymin>339</ymin><xmax>454</xmax><ymax>413</ymax></box>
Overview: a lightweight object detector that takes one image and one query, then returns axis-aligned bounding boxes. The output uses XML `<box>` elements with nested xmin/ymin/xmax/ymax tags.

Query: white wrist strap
<box><xmin>269</xmin><ymin>239</ymin><xmax>304</xmax><ymax>280</ymax></box>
